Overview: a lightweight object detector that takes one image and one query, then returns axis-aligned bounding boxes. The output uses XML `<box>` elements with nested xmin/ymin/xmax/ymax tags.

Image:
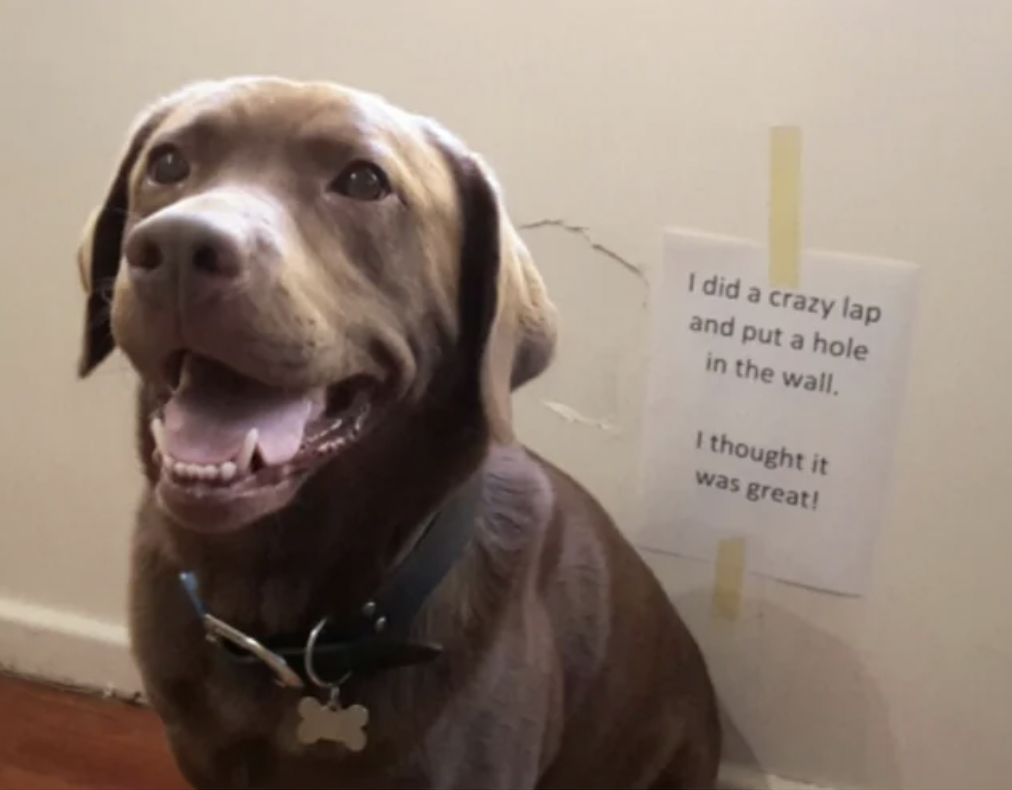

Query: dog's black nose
<box><xmin>122</xmin><ymin>209</ymin><xmax>248</xmax><ymax>313</ymax></box>
<box><xmin>125</xmin><ymin>211</ymin><xmax>244</xmax><ymax>284</ymax></box>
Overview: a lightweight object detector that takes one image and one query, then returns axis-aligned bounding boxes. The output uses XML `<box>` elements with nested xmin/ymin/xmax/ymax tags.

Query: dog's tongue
<box><xmin>163</xmin><ymin>355</ymin><xmax>323</xmax><ymax>466</ymax></box>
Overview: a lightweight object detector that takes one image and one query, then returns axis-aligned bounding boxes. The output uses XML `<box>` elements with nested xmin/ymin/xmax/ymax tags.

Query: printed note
<box><xmin>636</xmin><ymin>230</ymin><xmax>920</xmax><ymax>595</ymax></box>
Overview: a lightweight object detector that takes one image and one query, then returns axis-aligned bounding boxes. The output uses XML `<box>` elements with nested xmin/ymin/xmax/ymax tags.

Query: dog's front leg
<box><xmin>419</xmin><ymin>651</ymin><xmax>562</xmax><ymax>790</ymax></box>
<box><xmin>161</xmin><ymin>721</ymin><xmax>224</xmax><ymax>789</ymax></box>
<box><xmin>162</xmin><ymin>720</ymin><xmax>268</xmax><ymax>790</ymax></box>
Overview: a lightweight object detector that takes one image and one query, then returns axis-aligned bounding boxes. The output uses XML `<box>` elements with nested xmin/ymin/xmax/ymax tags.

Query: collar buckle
<box><xmin>181</xmin><ymin>570</ymin><xmax>305</xmax><ymax>689</ymax></box>
<box><xmin>201</xmin><ymin>611</ymin><xmax>306</xmax><ymax>689</ymax></box>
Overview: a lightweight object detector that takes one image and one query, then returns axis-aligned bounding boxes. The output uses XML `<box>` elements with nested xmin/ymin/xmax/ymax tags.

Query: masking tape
<box><xmin>768</xmin><ymin>125</ymin><xmax>802</xmax><ymax>288</ymax></box>
<box><xmin>712</xmin><ymin>537</ymin><xmax>746</xmax><ymax>621</ymax></box>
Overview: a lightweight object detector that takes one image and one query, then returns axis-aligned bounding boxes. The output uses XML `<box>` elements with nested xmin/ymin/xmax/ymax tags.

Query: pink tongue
<box><xmin>163</xmin><ymin>356</ymin><xmax>323</xmax><ymax>466</ymax></box>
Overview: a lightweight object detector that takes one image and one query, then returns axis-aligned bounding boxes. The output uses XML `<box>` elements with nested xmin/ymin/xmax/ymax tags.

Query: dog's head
<box><xmin>77</xmin><ymin>77</ymin><xmax>556</xmax><ymax>533</ymax></box>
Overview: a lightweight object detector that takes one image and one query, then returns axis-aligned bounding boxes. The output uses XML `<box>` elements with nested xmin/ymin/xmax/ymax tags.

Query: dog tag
<box><xmin>296</xmin><ymin>693</ymin><xmax>369</xmax><ymax>752</ymax></box>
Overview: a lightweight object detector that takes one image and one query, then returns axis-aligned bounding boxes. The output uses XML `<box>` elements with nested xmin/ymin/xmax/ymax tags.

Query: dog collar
<box><xmin>178</xmin><ymin>470</ymin><xmax>483</xmax><ymax>691</ymax></box>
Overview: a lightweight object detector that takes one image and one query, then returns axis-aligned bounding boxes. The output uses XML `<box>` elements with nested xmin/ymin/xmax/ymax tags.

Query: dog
<box><xmin>75</xmin><ymin>76</ymin><xmax>721</xmax><ymax>789</ymax></box>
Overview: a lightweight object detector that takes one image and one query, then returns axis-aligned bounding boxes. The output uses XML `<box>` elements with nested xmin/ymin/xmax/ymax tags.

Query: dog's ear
<box><xmin>77</xmin><ymin>81</ymin><xmax>221</xmax><ymax>378</ymax></box>
<box><xmin>443</xmin><ymin>143</ymin><xmax>558</xmax><ymax>444</ymax></box>
<box><xmin>76</xmin><ymin>109</ymin><xmax>165</xmax><ymax>377</ymax></box>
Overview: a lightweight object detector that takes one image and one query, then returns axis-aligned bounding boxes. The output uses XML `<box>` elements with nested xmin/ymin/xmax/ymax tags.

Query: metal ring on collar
<box><xmin>304</xmin><ymin>617</ymin><xmax>352</xmax><ymax>691</ymax></box>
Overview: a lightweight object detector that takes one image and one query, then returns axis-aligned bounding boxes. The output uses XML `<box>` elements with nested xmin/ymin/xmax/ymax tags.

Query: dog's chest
<box><xmin>177</xmin><ymin>661</ymin><xmax>412</xmax><ymax>787</ymax></box>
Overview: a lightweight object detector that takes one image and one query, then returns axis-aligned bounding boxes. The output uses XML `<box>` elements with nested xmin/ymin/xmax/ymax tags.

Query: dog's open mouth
<box><xmin>149</xmin><ymin>353</ymin><xmax>373</xmax><ymax>501</ymax></box>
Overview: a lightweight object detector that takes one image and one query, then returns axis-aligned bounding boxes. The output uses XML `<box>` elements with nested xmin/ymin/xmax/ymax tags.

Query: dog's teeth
<box><xmin>318</xmin><ymin>438</ymin><xmax>343</xmax><ymax>455</ymax></box>
<box><xmin>178</xmin><ymin>356</ymin><xmax>193</xmax><ymax>390</ymax></box>
<box><xmin>161</xmin><ymin>457</ymin><xmax>240</xmax><ymax>484</ymax></box>
<box><xmin>150</xmin><ymin>417</ymin><xmax>167</xmax><ymax>454</ymax></box>
<box><xmin>235</xmin><ymin>428</ymin><xmax>258</xmax><ymax>474</ymax></box>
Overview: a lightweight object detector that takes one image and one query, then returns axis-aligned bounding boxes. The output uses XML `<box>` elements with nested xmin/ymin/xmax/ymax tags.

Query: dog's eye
<box><xmin>329</xmin><ymin>161</ymin><xmax>390</xmax><ymax>201</ymax></box>
<box><xmin>147</xmin><ymin>144</ymin><xmax>190</xmax><ymax>185</ymax></box>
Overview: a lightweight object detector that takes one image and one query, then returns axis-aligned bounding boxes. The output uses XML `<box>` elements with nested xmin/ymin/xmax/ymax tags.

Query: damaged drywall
<box><xmin>541</xmin><ymin>400</ymin><xmax>619</xmax><ymax>432</ymax></box>
<box><xmin>518</xmin><ymin>218</ymin><xmax>645</xmax><ymax>281</ymax></box>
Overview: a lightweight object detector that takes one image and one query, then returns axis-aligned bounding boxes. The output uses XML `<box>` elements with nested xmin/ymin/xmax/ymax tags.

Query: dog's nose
<box><xmin>124</xmin><ymin>211</ymin><xmax>246</xmax><ymax>300</ymax></box>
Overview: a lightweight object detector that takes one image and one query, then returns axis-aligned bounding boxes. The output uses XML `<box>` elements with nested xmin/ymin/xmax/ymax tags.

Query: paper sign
<box><xmin>635</xmin><ymin>230</ymin><xmax>920</xmax><ymax>595</ymax></box>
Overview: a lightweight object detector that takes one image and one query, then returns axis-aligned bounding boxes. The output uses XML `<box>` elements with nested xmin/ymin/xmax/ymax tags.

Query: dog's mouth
<box><xmin>149</xmin><ymin>352</ymin><xmax>375</xmax><ymax>517</ymax></box>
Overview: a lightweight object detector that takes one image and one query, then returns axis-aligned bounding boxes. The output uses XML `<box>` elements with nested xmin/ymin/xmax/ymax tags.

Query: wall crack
<box><xmin>518</xmin><ymin>218</ymin><xmax>644</xmax><ymax>280</ymax></box>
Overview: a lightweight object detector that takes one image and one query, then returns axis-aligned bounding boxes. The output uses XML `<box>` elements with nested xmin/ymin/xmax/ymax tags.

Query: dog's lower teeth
<box><xmin>163</xmin><ymin>455</ymin><xmax>243</xmax><ymax>484</ymax></box>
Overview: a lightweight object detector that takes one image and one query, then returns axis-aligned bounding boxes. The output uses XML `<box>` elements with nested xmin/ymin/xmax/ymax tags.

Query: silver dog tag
<box><xmin>296</xmin><ymin>693</ymin><xmax>369</xmax><ymax>752</ymax></box>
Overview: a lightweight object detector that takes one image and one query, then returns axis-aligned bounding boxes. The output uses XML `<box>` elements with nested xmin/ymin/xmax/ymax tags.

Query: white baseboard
<box><xmin>0</xmin><ymin>595</ymin><xmax>143</xmax><ymax>697</ymax></box>
<box><xmin>718</xmin><ymin>763</ymin><xmax>836</xmax><ymax>790</ymax></box>
<box><xmin>0</xmin><ymin>596</ymin><xmax>835</xmax><ymax>790</ymax></box>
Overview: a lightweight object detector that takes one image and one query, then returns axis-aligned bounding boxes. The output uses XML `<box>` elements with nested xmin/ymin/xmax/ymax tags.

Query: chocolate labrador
<box><xmin>75</xmin><ymin>76</ymin><xmax>721</xmax><ymax>789</ymax></box>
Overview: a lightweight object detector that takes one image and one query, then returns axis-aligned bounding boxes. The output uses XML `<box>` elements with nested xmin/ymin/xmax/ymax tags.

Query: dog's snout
<box><xmin>126</xmin><ymin>212</ymin><xmax>244</xmax><ymax>282</ymax></box>
<box><xmin>113</xmin><ymin>188</ymin><xmax>288</xmax><ymax>365</ymax></box>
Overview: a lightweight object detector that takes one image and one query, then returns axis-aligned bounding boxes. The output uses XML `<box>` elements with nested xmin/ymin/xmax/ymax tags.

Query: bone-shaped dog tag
<box><xmin>296</xmin><ymin>694</ymin><xmax>369</xmax><ymax>752</ymax></box>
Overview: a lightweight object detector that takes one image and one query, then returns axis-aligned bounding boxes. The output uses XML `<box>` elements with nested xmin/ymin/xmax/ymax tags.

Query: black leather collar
<box><xmin>178</xmin><ymin>470</ymin><xmax>483</xmax><ymax>691</ymax></box>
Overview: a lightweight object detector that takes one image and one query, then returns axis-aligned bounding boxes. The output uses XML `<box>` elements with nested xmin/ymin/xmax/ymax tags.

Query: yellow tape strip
<box><xmin>768</xmin><ymin>125</ymin><xmax>802</xmax><ymax>288</ymax></box>
<box><xmin>712</xmin><ymin>537</ymin><xmax>746</xmax><ymax>621</ymax></box>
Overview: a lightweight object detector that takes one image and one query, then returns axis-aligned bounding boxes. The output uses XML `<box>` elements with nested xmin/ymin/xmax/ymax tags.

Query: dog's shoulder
<box><xmin>502</xmin><ymin>444</ymin><xmax>621</xmax><ymax>550</ymax></box>
<box><xmin>481</xmin><ymin>444</ymin><xmax>555</xmax><ymax>528</ymax></box>
<box><xmin>479</xmin><ymin>443</ymin><xmax>628</xmax><ymax>584</ymax></box>
<box><xmin>498</xmin><ymin>444</ymin><xmax>668</xmax><ymax>617</ymax></box>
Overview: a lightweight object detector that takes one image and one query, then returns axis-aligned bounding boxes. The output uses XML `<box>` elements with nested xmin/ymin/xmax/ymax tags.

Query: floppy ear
<box><xmin>76</xmin><ymin>81</ymin><xmax>222</xmax><ymax>378</ymax></box>
<box><xmin>446</xmin><ymin>147</ymin><xmax>558</xmax><ymax>444</ymax></box>
<box><xmin>76</xmin><ymin>110</ymin><xmax>165</xmax><ymax>377</ymax></box>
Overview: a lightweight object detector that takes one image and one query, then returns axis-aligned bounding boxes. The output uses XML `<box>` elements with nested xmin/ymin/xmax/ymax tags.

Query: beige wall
<box><xmin>1</xmin><ymin>2</ymin><xmax>1010</xmax><ymax>788</ymax></box>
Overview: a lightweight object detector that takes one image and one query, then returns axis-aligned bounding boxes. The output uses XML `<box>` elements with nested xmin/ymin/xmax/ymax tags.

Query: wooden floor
<box><xmin>0</xmin><ymin>674</ymin><xmax>187</xmax><ymax>789</ymax></box>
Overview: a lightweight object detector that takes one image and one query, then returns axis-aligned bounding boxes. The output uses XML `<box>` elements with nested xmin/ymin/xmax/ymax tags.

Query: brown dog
<box><xmin>75</xmin><ymin>76</ymin><xmax>721</xmax><ymax>789</ymax></box>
